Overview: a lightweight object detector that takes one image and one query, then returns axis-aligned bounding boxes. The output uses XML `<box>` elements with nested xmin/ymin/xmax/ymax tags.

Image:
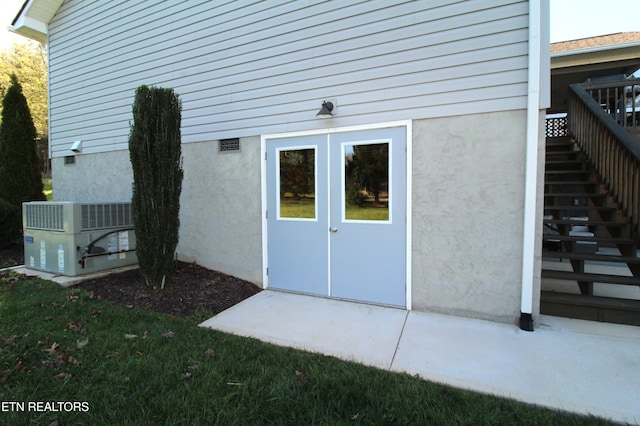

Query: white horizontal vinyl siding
<box><xmin>48</xmin><ymin>0</ymin><xmax>530</xmax><ymax>157</ymax></box>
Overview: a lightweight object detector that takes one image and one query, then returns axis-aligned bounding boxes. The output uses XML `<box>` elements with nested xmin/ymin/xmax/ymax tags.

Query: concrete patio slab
<box><xmin>6</xmin><ymin>265</ymin><xmax>139</xmax><ymax>287</ymax></box>
<box><xmin>394</xmin><ymin>311</ymin><xmax>640</xmax><ymax>424</ymax></box>
<box><xmin>200</xmin><ymin>290</ymin><xmax>408</xmax><ymax>369</ymax></box>
<box><xmin>201</xmin><ymin>290</ymin><xmax>640</xmax><ymax>425</ymax></box>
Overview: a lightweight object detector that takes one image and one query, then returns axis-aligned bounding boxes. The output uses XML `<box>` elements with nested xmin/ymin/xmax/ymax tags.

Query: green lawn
<box><xmin>0</xmin><ymin>273</ymin><xmax>611</xmax><ymax>425</ymax></box>
<box><xmin>280</xmin><ymin>197</ymin><xmax>315</xmax><ymax>218</ymax></box>
<box><xmin>345</xmin><ymin>204</ymin><xmax>389</xmax><ymax>221</ymax></box>
<box><xmin>42</xmin><ymin>178</ymin><xmax>52</xmax><ymax>201</ymax></box>
<box><xmin>280</xmin><ymin>198</ymin><xmax>390</xmax><ymax>221</ymax></box>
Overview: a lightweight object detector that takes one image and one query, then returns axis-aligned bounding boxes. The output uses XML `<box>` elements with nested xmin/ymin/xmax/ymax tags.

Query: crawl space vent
<box><xmin>219</xmin><ymin>138</ymin><xmax>240</xmax><ymax>152</ymax></box>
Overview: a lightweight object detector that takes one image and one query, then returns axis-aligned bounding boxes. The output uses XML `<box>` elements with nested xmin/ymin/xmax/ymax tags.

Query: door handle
<box><xmin>329</xmin><ymin>227</ymin><xmax>338</xmax><ymax>233</ymax></box>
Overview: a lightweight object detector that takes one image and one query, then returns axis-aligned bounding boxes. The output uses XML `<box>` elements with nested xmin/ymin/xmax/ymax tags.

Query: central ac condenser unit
<box><xmin>23</xmin><ymin>202</ymin><xmax>138</xmax><ymax>276</ymax></box>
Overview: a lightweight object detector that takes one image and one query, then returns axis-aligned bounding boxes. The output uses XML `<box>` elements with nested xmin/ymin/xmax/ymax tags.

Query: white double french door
<box><xmin>266</xmin><ymin>126</ymin><xmax>407</xmax><ymax>307</ymax></box>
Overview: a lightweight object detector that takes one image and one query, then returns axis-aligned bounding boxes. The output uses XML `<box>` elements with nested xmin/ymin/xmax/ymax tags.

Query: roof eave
<box><xmin>8</xmin><ymin>16</ymin><xmax>48</xmax><ymax>44</ymax></box>
<box><xmin>9</xmin><ymin>0</ymin><xmax>64</xmax><ymax>44</ymax></box>
<box><xmin>551</xmin><ymin>40</ymin><xmax>640</xmax><ymax>59</ymax></box>
<box><xmin>551</xmin><ymin>41</ymin><xmax>640</xmax><ymax>73</ymax></box>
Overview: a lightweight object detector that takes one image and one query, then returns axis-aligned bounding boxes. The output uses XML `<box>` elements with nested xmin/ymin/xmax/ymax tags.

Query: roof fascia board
<box><xmin>551</xmin><ymin>45</ymin><xmax>640</xmax><ymax>70</ymax></box>
<box><xmin>551</xmin><ymin>40</ymin><xmax>640</xmax><ymax>59</ymax></box>
<box><xmin>8</xmin><ymin>18</ymin><xmax>47</xmax><ymax>44</ymax></box>
<box><xmin>8</xmin><ymin>0</ymin><xmax>61</xmax><ymax>44</ymax></box>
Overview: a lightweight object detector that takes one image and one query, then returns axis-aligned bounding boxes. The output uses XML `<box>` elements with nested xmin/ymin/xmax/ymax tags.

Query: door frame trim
<box><xmin>260</xmin><ymin>120</ymin><xmax>413</xmax><ymax>310</ymax></box>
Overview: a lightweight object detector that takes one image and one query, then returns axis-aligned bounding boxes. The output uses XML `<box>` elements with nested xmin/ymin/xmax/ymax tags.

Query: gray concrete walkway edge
<box><xmin>201</xmin><ymin>290</ymin><xmax>640</xmax><ymax>425</ymax></box>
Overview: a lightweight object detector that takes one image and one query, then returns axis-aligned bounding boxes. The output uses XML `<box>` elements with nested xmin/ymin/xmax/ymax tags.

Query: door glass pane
<box><xmin>279</xmin><ymin>148</ymin><xmax>316</xmax><ymax>219</ymax></box>
<box><xmin>344</xmin><ymin>142</ymin><xmax>389</xmax><ymax>221</ymax></box>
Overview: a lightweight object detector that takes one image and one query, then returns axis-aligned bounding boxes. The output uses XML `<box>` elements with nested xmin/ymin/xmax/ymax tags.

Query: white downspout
<box><xmin>520</xmin><ymin>0</ymin><xmax>542</xmax><ymax>331</ymax></box>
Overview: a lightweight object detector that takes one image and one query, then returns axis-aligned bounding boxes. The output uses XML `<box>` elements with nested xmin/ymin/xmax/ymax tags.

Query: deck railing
<box><xmin>568</xmin><ymin>83</ymin><xmax>640</xmax><ymax>239</ymax></box>
<box><xmin>581</xmin><ymin>78</ymin><xmax>640</xmax><ymax>133</ymax></box>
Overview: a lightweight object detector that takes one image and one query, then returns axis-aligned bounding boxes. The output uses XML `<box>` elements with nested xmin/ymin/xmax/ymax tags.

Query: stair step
<box><xmin>544</xmin><ymin>181</ymin><xmax>599</xmax><ymax>186</ymax></box>
<box><xmin>540</xmin><ymin>291</ymin><xmax>640</xmax><ymax>326</ymax></box>
<box><xmin>545</xmin><ymin>164</ymin><xmax>588</xmax><ymax>171</ymax></box>
<box><xmin>545</xmin><ymin>170</ymin><xmax>591</xmax><ymax>175</ymax></box>
<box><xmin>541</xmin><ymin>269</ymin><xmax>640</xmax><ymax>285</ymax></box>
<box><xmin>546</xmin><ymin>151</ymin><xmax>580</xmax><ymax>158</ymax></box>
<box><xmin>545</xmin><ymin>137</ymin><xmax>573</xmax><ymax>146</ymax></box>
<box><xmin>542</xmin><ymin>250</ymin><xmax>640</xmax><ymax>263</ymax></box>
<box><xmin>545</xmin><ymin>160</ymin><xmax>586</xmax><ymax>166</ymax></box>
<box><xmin>544</xmin><ymin>193</ymin><xmax>607</xmax><ymax>197</ymax></box>
<box><xmin>542</xmin><ymin>234</ymin><xmax>638</xmax><ymax>246</ymax></box>
<box><xmin>544</xmin><ymin>181</ymin><xmax>598</xmax><ymax>185</ymax></box>
<box><xmin>543</xmin><ymin>219</ymin><xmax>626</xmax><ymax>227</ymax></box>
<box><xmin>544</xmin><ymin>205</ymin><xmax>618</xmax><ymax>212</ymax></box>
<box><xmin>545</xmin><ymin>151</ymin><xmax>582</xmax><ymax>155</ymax></box>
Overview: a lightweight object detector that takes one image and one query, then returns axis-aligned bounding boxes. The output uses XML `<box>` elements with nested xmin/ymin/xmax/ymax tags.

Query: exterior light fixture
<box><xmin>316</xmin><ymin>101</ymin><xmax>334</xmax><ymax>118</ymax></box>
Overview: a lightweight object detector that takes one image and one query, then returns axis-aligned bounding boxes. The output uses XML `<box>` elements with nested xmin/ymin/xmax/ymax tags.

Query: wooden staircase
<box><xmin>541</xmin><ymin>136</ymin><xmax>640</xmax><ymax>326</ymax></box>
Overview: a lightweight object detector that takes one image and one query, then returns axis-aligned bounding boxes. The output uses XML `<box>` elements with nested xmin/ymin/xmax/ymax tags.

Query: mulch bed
<box><xmin>0</xmin><ymin>239</ymin><xmax>261</xmax><ymax>318</ymax></box>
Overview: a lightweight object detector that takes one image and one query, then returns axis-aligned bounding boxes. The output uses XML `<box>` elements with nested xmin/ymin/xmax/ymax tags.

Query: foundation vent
<box><xmin>219</xmin><ymin>138</ymin><xmax>240</xmax><ymax>152</ymax></box>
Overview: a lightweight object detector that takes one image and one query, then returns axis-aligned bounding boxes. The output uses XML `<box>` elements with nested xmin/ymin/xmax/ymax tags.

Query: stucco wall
<box><xmin>177</xmin><ymin>137</ymin><xmax>262</xmax><ymax>284</ymax></box>
<box><xmin>52</xmin><ymin>138</ymin><xmax>263</xmax><ymax>285</ymax></box>
<box><xmin>52</xmin><ymin>111</ymin><xmax>545</xmax><ymax>322</ymax></box>
<box><xmin>52</xmin><ymin>150</ymin><xmax>133</xmax><ymax>202</ymax></box>
<box><xmin>411</xmin><ymin>109</ymin><xmax>538</xmax><ymax>323</ymax></box>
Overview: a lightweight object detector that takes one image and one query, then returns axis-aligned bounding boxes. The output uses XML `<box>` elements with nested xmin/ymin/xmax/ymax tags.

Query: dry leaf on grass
<box><xmin>53</xmin><ymin>372</ymin><xmax>72</xmax><ymax>380</ymax></box>
<box><xmin>0</xmin><ymin>369</ymin><xmax>12</xmax><ymax>384</ymax></box>
<box><xmin>63</xmin><ymin>320</ymin><xmax>82</xmax><ymax>331</ymax></box>
<box><xmin>44</xmin><ymin>342</ymin><xmax>60</xmax><ymax>354</ymax></box>
<box><xmin>56</xmin><ymin>353</ymin><xmax>79</xmax><ymax>365</ymax></box>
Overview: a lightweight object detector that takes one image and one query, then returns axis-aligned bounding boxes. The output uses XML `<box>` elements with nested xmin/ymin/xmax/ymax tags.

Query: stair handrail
<box><xmin>580</xmin><ymin>78</ymin><xmax>640</xmax><ymax>131</ymax></box>
<box><xmin>568</xmin><ymin>83</ymin><xmax>640</xmax><ymax>239</ymax></box>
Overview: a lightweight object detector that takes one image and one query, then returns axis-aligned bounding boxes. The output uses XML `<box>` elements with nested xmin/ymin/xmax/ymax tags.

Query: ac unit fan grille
<box><xmin>81</xmin><ymin>204</ymin><xmax>133</xmax><ymax>230</ymax></box>
<box><xmin>24</xmin><ymin>204</ymin><xmax>64</xmax><ymax>231</ymax></box>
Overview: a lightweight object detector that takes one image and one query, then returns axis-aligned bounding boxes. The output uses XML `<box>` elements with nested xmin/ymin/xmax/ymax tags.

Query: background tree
<box><xmin>0</xmin><ymin>74</ymin><xmax>45</xmax><ymax>207</ymax></box>
<box><xmin>1</xmin><ymin>42</ymin><xmax>49</xmax><ymax>177</ymax></box>
<box><xmin>0</xmin><ymin>42</ymin><xmax>48</xmax><ymax>138</ymax></box>
<box><xmin>345</xmin><ymin>144</ymin><xmax>388</xmax><ymax>206</ymax></box>
<box><xmin>353</xmin><ymin>144</ymin><xmax>388</xmax><ymax>204</ymax></box>
<box><xmin>279</xmin><ymin>149</ymin><xmax>314</xmax><ymax>200</ymax></box>
<box><xmin>129</xmin><ymin>85</ymin><xmax>183</xmax><ymax>290</ymax></box>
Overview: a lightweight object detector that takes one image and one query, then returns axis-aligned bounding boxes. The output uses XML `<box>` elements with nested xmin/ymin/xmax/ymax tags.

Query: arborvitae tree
<box><xmin>129</xmin><ymin>85</ymin><xmax>183</xmax><ymax>290</ymax></box>
<box><xmin>0</xmin><ymin>74</ymin><xmax>45</xmax><ymax>207</ymax></box>
<box><xmin>0</xmin><ymin>198</ymin><xmax>21</xmax><ymax>249</ymax></box>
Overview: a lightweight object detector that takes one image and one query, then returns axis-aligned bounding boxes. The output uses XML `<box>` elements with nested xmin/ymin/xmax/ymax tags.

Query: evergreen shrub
<box><xmin>128</xmin><ymin>85</ymin><xmax>183</xmax><ymax>290</ymax></box>
<box><xmin>0</xmin><ymin>198</ymin><xmax>21</xmax><ymax>249</ymax></box>
<box><xmin>0</xmin><ymin>74</ymin><xmax>45</xmax><ymax>207</ymax></box>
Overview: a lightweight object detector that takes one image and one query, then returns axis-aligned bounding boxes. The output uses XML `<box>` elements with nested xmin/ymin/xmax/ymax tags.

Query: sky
<box><xmin>0</xmin><ymin>0</ymin><xmax>639</xmax><ymax>49</ymax></box>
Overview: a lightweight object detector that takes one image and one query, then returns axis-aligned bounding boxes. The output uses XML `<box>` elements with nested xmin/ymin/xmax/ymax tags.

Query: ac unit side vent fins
<box><xmin>81</xmin><ymin>203</ymin><xmax>134</xmax><ymax>231</ymax></box>
<box><xmin>24</xmin><ymin>204</ymin><xmax>64</xmax><ymax>231</ymax></box>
